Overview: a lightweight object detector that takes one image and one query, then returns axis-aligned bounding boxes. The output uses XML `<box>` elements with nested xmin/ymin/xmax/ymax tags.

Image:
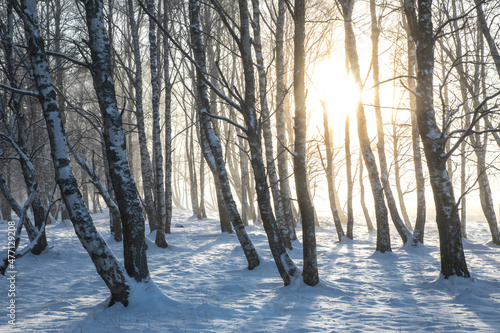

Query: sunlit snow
<box><xmin>1</xmin><ymin>209</ymin><xmax>499</xmax><ymax>332</ymax></box>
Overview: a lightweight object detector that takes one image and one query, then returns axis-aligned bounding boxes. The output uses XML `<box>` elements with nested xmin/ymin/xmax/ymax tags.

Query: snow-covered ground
<box><xmin>1</xmin><ymin>209</ymin><xmax>499</xmax><ymax>332</ymax></box>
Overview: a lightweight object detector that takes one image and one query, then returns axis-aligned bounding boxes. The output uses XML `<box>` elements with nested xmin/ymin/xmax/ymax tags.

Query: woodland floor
<box><xmin>1</xmin><ymin>208</ymin><xmax>500</xmax><ymax>332</ymax></box>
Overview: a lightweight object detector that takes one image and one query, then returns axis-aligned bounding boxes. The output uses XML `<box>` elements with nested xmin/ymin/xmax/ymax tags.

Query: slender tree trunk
<box><xmin>343</xmin><ymin>0</ymin><xmax>391</xmax><ymax>252</ymax></box>
<box><xmin>146</xmin><ymin>0</ymin><xmax>168</xmax><ymax>248</ymax></box>
<box><xmin>321</xmin><ymin>101</ymin><xmax>345</xmax><ymax>241</ymax></box>
<box><xmin>102</xmin><ymin>141</ymin><xmax>122</xmax><ymax>241</ymax></box>
<box><xmin>474</xmin><ymin>129</ymin><xmax>500</xmax><ymax>244</ymax></box>
<box><xmin>404</xmin><ymin>0</ymin><xmax>469</xmax><ymax>277</ymax></box>
<box><xmin>189</xmin><ymin>0</ymin><xmax>258</xmax><ymax>268</ymax></box>
<box><xmin>392</xmin><ymin>112</ymin><xmax>412</xmax><ymax>230</ymax></box>
<box><xmin>227</xmin><ymin>0</ymin><xmax>298</xmax><ymax>285</ymax></box>
<box><xmin>345</xmin><ymin>115</ymin><xmax>354</xmax><ymax>238</ymax></box>
<box><xmin>371</xmin><ymin>0</ymin><xmax>413</xmax><ymax>244</ymax></box>
<box><xmin>0</xmin><ymin>4</ymin><xmax>47</xmax><ymax>253</ymax></box>
<box><xmin>162</xmin><ymin>0</ymin><xmax>173</xmax><ymax>234</ymax></box>
<box><xmin>199</xmin><ymin>150</ymin><xmax>207</xmax><ymax>218</ymax></box>
<box><xmin>402</xmin><ymin>5</ymin><xmax>426</xmax><ymax>243</ymax></box>
<box><xmin>251</xmin><ymin>0</ymin><xmax>292</xmax><ymax>250</ymax></box>
<box><xmin>359</xmin><ymin>154</ymin><xmax>374</xmax><ymax>231</ymax></box>
<box><xmin>126</xmin><ymin>0</ymin><xmax>158</xmax><ymax>233</ymax></box>
<box><xmin>276</xmin><ymin>0</ymin><xmax>296</xmax><ymax>240</ymax></box>
<box><xmin>187</xmin><ymin>114</ymin><xmax>201</xmax><ymax>219</ymax></box>
<box><xmin>294</xmin><ymin>0</ymin><xmax>319</xmax><ymax>285</ymax></box>
<box><xmin>239</xmin><ymin>133</ymin><xmax>249</xmax><ymax>226</ymax></box>
<box><xmin>474</xmin><ymin>0</ymin><xmax>500</xmax><ymax>77</ymax></box>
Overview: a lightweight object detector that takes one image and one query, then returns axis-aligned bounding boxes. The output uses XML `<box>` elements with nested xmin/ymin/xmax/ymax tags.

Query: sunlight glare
<box><xmin>310</xmin><ymin>59</ymin><xmax>359</xmax><ymax>123</ymax></box>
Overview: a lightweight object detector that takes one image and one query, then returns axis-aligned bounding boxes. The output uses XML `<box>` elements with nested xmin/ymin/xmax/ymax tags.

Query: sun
<box><xmin>308</xmin><ymin>57</ymin><xmax>359</xmax><ymax>138</ymax></box>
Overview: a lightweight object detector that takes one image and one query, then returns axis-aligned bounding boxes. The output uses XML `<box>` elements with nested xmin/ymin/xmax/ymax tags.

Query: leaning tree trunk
<box><xmin>343</xmin><ymin>0</ymin><xmax>391</xmax><ymax>252</ymax></box>
<box><xmin>0</xmin><ymin>8</ymin><xmax>47</xmax><ymax>253</ymax></box>
<box><xmin>16</xmin><ymin>0</ymin><xmax>131</xmax><ymax>305</ymax></box>
<box><xmin>238</xmin><ymin>0</ymin><xmax>298</xmax><ymax>285</ymax></box>
<box><xmin>404</xmin><ymin>0</ymin><xmax>469</xmax><ymax>278</ymax></box>
<box><xmin>321</xmin><ymin>101</ymin><xmax>345</xmax><ymax>241</ymax></box>
<box><xmin>0</xmin><ymin>170</ymin><xmax>37</xmax><ymax>242</ymax></box>
<box><xmin>359</xmin><ymin>154</ymin><xmax>375</xmax><ymax>231</ymax></box>
<box><xmin>189</xmin><ymin>0</ymin><xmax>258</xmax><ymax>269</ymax></box>
<box><xmin>391</xmin><ymin>111</ymin><xmax>412</xmax><ymax>230</ymax></box>
<box><xmin>475</xmin><ymin>0</ymin><xmax>500</xmax><ymax>77</ymax></box>
<box><xmin>473</xmin><ymin>130</ymin><xmax>500</xmax><ymax>245</ymax></box>
<box><xmin>251</xmin><ymin>0</ymin><xmax>292</xmax><ymax>250</ymax></box>
<box><xmin>82</xmin><ymin>0</ymin><xmax>150</xmax><ymax>282</ymax></box>
<box><xmin>370</xmin><ymin>0</ymin><xmax>413</xmax><ymax>245</ymax></box>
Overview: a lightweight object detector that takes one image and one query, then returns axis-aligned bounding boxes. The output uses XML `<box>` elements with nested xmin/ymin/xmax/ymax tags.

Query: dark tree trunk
<box><xmin>404</xmin><ymin>0</ymin><xmax>469</xmax><ymax>277</ymax></box>
<box><xmin>342</xmin><ymin>0</ymin><xmax>391</xmax><ymax>252</ymax></box>
<box><xmin>345</xmin><ymin>115</ymin><xmax>354</xmax><ymax>239</ymax></box>
<box><xmin>0</xmin><ymin>4</ymin><xmax>47</xmax><ymax>253</ymax></box>
<box><xmin>359</xmin><ymin>155</ymin><xmax>375</xmax><ymax>231</ymax></box>
<box><xmin>147</xmin><ymin>0</ymin><xmax>168</xmax><ymax>248</ymax></box>
<box><xmin>82</xmin><ymin>0</ymin><xmax>150</xmax><ymax>282</ymax></box>
<box><xmin>189</xmin><ymin>0</ymin><xmax>258</xmax><ymax>269</ymax></box>
<box><xmin>126</xmin><ymin>0</ymin><xmax>158</xmax><ymax>233</ymax></box>
<box><xmin>370</xmin><ymin>0</ymin><xmax>414</xmax><ymax>244</ymax></box>
<box><xmin>321</xmin><ymin>101</ymin><xmax>345</xmax><ymax>242</ymax></box>
<box><xmin>235</xmin><ymin>0</ymin><xmax>298</xmax><ymax>285</ymax></box>
<box><xmin>294</xmin><ymin>0</ymin><xmax>319</xmax><ymax>286</ymax></box>
<box><xmin>251</xmin><ymin>0</ymin><xmax>292</xmax><ymax>250</ymax></box>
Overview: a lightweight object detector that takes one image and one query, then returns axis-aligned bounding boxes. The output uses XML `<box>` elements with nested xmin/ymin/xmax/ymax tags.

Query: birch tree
<box><xmin>340</xmin><ymin>0</ymin><xmax>391</xmax><ymax>252</ymax></box>
<box><xmin>404</xmin><ymin>0</ymin><xmax>469</xmax><ymax>277</ymax></box>
<box><xmin>126</xmin><ymin>0</ymin><xmax>159</xmax><ymax>233</ymax></box>
<box><xmin>147</xmin><ymin>0</ymin><xmax>168</xmax><ymax>248</ymax></box>
<box><xmin>188</xmin><ymin>0</ymin><xmax>260</xmax><ymax>269</ymax></box>
<box><xmin>12</xmin><ymin>0</ymin><xmax>133</xmax><ymax>305</ymax></box>
<box><xmin>80</xmin><ymin>0</ymin><xmax>151</xmax><ymax>281</ymax></box>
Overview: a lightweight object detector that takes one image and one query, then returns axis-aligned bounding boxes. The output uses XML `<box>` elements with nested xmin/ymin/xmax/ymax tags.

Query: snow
<box><xmin>1</xmin><ymin>209</ymin><xmax>500</xmax><ymax>332</ymax></box>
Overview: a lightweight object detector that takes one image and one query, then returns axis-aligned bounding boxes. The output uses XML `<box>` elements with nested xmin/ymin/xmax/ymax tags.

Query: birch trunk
<box><xmin>359</xmin><ymin>154</ymin><xmax>375</xmax><ymax>231</ymax></box>
<box><xmin>343</xmin><ymin>0</ymin><xmax>391</xmax><ymax>252</ymax></box>
<box><xmin>16</xmin><ymin>0</ymin><xmax>132</xmax><ymax>305</ymax></box>
<box><xmin>370</xmin><ymin>0</ymin><xmax>413</xmax><ymax>244</ymax></box>
<box><xmin>408</xmin><ymin>36</ymin><xmax>426</xmax><ymax>244</ymax></box>
<box><xmin>0</xmin><ymin>8</ymin><xmax>47</xmax><ymax>253</ymax></box>
<box><xmin>275</xmin><ymin>0</ymin><xmax>296</xmax><ymax>239</ymax></box>
<box><xmin>345</xmin><ymin>116</ymin><xmax>354</xmax><ymax>238</ymax></box>
<box><xmin>321</xmin><ymin>101</ymin><xmax>345</xmax><ymax>241</ymax></box>
<box><xmin>294</xmin><ymin>0</ymin><xmax>319</xmax><ymax>285</ymax></box>
<box><xmin>251</xmin><ymin>0</ymin><xmax>292</xmax><ymax>249</ymax></box>
<box><xmin>215</xmin><ymin>0</ymin><xmax>298</xmax><ymax>284</ymax></box>
<box><xmin>404</xmin><ymin>0</ymin><xmax>469</xmax><ymax>277</ymax></box>
<box><xmin>82</xmin><ymin>0</ymin><xmax>150</xmax><ymax>282</ymax></box>
<box><xmin>189</xmin><ymin>0</ymin><xmax>259</xmax><ymax>269</ymax></box>
<box><xmin>162</xmin><ymin>0</ymin><xmax>173</xmax><ymax>234</ymax></box>
<box><xmin>391</xmin><ymin>112</ymin><xmax>412</xmax><ymax>230</ymax></box>
<box><xmin>126</xmin><ymin>0</ymin><xmax>158</xmax><ymax>233</ymax></box>
<box><xmin>147</xmin><ymin>0</ymin><xmax>168</xmax><ymax>248</ymax></box>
